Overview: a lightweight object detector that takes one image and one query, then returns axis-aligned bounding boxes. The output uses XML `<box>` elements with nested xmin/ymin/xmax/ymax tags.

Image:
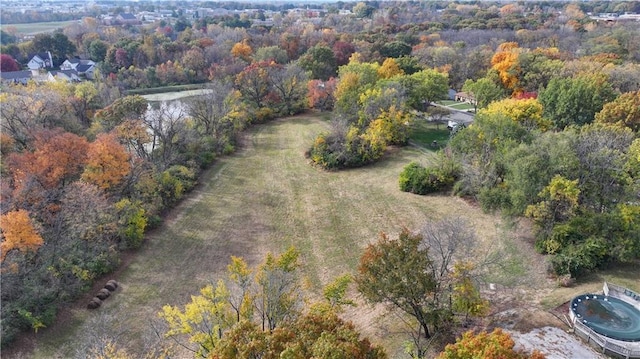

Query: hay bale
<box><xmin>105</xmin><ymin>280</ymin><xmax>118</xmax><ymax>291</ymax></box>
<box><xmin>96</xmin><ymin>288</ymin><xmax>111</xmax><ymax>300</ymax></box>
<box><xmin>87</xmin><ymin>297</ymin><xmax>102</xmax><ymax>309</ymax></box>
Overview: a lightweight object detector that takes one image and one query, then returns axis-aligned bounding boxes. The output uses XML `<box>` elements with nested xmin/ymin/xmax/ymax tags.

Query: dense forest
<box><xmin>1</xmin><ymin>1</ymin><xmax>639</xmax><ymax>357</ymax></box>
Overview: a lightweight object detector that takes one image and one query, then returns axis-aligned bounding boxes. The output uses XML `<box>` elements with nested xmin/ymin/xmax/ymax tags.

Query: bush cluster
<box><xmin>399</xmin><ymin>153</ymin><xmax>460</xmax><ymax>195</ymax></box>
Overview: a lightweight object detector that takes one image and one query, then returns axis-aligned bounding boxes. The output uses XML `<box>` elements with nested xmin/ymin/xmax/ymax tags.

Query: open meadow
<box><xmin>8</xmin><ymin>113</ymin><xmax>639</xmax><ymax>358</ymax></box>
<box><xmin>1</xmin><ymin>21</ymin><xmax>78</xmax><ymax>36</ymax></box>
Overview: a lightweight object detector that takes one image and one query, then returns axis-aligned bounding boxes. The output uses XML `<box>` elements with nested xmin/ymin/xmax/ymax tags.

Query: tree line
<box><xmin>399</xmin><ymin>41</ymin><xmax>640</xmax><ymax>279</ymax></box>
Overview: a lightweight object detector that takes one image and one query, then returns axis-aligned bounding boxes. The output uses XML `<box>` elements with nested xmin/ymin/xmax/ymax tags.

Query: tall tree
<box><xmin>400</xmin><ymin>68</ymin><xmax>449</xmax><ymax>110</ymax></box>
<box><xmin>462</xmin><ymin>77</ymin><xmax>506</xmax><ymax>111</ymax></box>
<box><xmin>235</xmin><ymin>61</ymin><xmax>274</xmax><ymax>109</ymax></box>
<box><xmin>31</xmin><ymin>33</ymin><xmax>76</xmax><ymax>66</ymax></box>
<box><xmin>269</xmin><ymin>63</ymin><xmax>308</xmax><ymax>115</ymax></box>
<box><xmin>255</xmin><ymin>246</ymin><xmax>301</xmax><ymax>332</ymax></box>
<box><xmin>230</xmin><ymin>40</ymin><xmax>253</xmax><ymax>63</ymax></box>
<box><xmin>298</xmin><ymin>45</ymin><xmax>337</xmax><ymax>81</ymax></box>
<box><xmin>356</xmin><ymin>219</ymin><xmax>483</xmax><ymax>358</ymax></box>
<box><xmin>186</xmin><ymin>81</ymin><xmax>235</xmax><ymax>137</ymax></box>
<box><xmin>88</xmin><ymin>39</ymin><xmax>108</xmax><ymax>62</ymax></box>
<box><xmin>82</xmin><ymin>132</ymin><xmax>132</xmax><ymax>191</ymax></box>
<box><xmin>539</xmin><ymin>73</ymin><xmax>616</xmax><ymax>129</ymax></box>
<box><xmin>491</xmin><ymin>42</ymin><xmax>522</xmax><ymax>93</ymax></box>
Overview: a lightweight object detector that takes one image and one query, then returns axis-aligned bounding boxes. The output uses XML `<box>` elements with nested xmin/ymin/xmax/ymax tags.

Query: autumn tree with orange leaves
<box><xmin>491</xmin><ymin>42</ymin><xmax>522</xmax><ymax>94</ymax></box>
<box><xmin>231</xmin><ymin>40</ymin><xmax>253</xmax><ymax>62</ymax></box>
<box><xmin>0</xmin><ymin>210</ymin><xmax>43</xmax><ymax>262</ymax></box>
<box><xmin>82</xmin><ymin>132</ymin><xmax>132</xmax><ymax>191</ymax></box>
<box><xmin>7</xmin><ymin>129</ymin><xmax>89</xmax><ymax>214</ymax></box>
<box><xmin>437</xmin><ymin>328</ymin><xmax>545</xmax><ymax>359</ymax></box>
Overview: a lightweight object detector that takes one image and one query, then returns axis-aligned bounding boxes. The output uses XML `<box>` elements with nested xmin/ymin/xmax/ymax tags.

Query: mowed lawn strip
<box><xmin>23</xmin><ymin>113</ymin><xmax>637</xmax><ymax>358</ymax></box>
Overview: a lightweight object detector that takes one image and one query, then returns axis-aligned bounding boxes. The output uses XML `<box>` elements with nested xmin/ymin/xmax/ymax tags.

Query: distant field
<box><xmin>1</xmin><ymin>21</ymin><xmax>77</xmax><ymax>35</ymax></box>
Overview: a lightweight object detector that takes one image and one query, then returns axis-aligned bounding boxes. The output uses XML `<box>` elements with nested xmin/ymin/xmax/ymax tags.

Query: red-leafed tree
<box><xmin>307</xmin><ymin>78</ymin><xmax>337</xmax><ymax>111</ymax></box>
<box><xmin>0</xmin><ymin>54</ymin><xmax>20</xmax><ymax>72</ymax></box>
<box><xmin>7</xmin><ymin>129</ymin><xmax>89</xmax><ymax>213</ymax></box>
<box><xmin>235</xmin><ymin>61</ymin><xmax>277</xmax><ymax>109</ymax></box>
<box><xmin>332</xmin><ymin>41</ymin><xmax>356</xmax><ymax>67</ymax></box>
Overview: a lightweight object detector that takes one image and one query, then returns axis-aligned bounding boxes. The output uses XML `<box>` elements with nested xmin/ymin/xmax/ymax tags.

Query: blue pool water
<box><xmin>571</xmin><ymin>294</ymin><xmax>640</xmax><ymax>342</ymax></box>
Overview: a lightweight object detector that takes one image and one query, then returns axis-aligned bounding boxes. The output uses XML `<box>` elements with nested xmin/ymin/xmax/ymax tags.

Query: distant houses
<box><xmin>48</xmin><ymin>69</ymin><xmax>81</xmax><ymax>82</ymax></box>
<box><xmin>27</xmin><ymin>52</ymin><xmax>54</xmax><ymax>70</ymax></box>
<box><xmin>61</xmin><ymin>58</ymin><xmax>96</xmax><ymax>79</ymax></box>
<box><xmin>1</xmin><ymin>55</ymin><xmax>96</xmax><ymax>86</ymax></box>
<box><xmin>0</xmin><ymin>71</ymin><xmax>33</xmax><ymax>85</ymax></box>
<box><xmin>454</xmin><ymin>91</ymin><xmax>477</xmax><ymax>105</ymax></box>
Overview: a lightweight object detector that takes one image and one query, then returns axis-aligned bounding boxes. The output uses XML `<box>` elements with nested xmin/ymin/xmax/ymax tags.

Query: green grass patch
<box><xmin>437</xmin><ymin>100</ymin><xmax>457</xmax><ymax>105</ymax></box>
<box><xmin>448</xmin><ymin>102</ymin><xmax>475</xmax><ymax>111</ymax></box>
<box><xmin>2</xmin><ymin>21</ymin><xmax>78</xmax><ymax>35</ymax></box>
<box><xmin>409</xmin><ymin>119</ymin><xmax>450</xmax><ymax>150</ymax></box>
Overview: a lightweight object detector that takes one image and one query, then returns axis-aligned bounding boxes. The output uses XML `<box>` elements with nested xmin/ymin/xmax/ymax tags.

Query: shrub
<box><xmin>399</xmin><ymin>153</ymin><xmax>459</xmax><ymax>195</ymax></box>
<box><xmin>115</xmin><ymin>199</ymin><xmax>148</xmax><ymax>249</ymax></box>
<box><xmin>157</xmin><ymin>165</ymin><xmax>197</xmax><ymax>208</ymax></box>
<box><xmin>551</xmin><ymin>236</ymin><xmax>609</xmax><ymax>277</ymax></box>
<box><xmin>253</xmin><ymin>107</ymin><xmax>275</xmax><ymax>123</ymax></box>
<box><xmin>477</xmin><ymin>186</ymin><xmax>511</xmax><ymax>213</ymax></box>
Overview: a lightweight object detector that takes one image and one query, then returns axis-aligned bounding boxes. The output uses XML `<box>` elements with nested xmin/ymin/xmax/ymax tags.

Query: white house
<box><xmin>27</xmin><ymin>52</ymin><xmax>53</xmax><ymax>70</ymax></box>
<box><xmin>48</xmin><ymin>69</ymin><xmax>80</xmax><ymax>82</ymax></box>
<box><xmin>60</xmin><ymin>58</ymin><xmax>96</xmax><ymax>71</ymax></box>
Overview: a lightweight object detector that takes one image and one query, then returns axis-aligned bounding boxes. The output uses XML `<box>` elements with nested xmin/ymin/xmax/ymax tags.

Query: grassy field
<box><xmin>8</xmin><ymin>113</ymin><xmax>639</xmax><ymax>358</ymax></box>
<box><xmin>409</xmin><ymin>119</ymin><xmax>451</xmax><ymax>149</ymax></box>
<box><xmin>1</xmin><ymin>21</ymin><xmax>78</xmax><ymax>35</ymax></box>
<box><xmin>447</xmin><ymin>102</ymin><xmax>475</xmax><ymax>111</ymax></box>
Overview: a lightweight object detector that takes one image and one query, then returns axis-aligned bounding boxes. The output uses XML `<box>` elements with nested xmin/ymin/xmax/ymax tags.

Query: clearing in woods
<box><xmin>8</xmin><ymin>113</ymin><xmax>639</xmax><ymax>358</ymax></box>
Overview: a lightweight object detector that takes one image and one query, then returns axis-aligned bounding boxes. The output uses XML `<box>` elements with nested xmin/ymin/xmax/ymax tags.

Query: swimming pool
<box><xmin>571</xmin><ymin>294</ymin><xmax>640</xmax><ymax>342</ymax></box>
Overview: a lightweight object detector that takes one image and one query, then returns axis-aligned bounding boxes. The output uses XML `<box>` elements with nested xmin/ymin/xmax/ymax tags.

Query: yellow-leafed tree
<box><xmin>491</xmin><ymin>42</ymin><xmax>522</xmax><ymax>94</ymax></box>
<box><xmin>377</xmin><ymin>58</ymin><xmax>404</xmax><ymax>79</ymax></box>
<box><xmin>231</xmin><ymin>40</ymin><xmax>252</xmax><ymax>62</ymax></box>
<box><xmin>481</xmin><ymin>98</ymin><xmax>550</xmax><ymax>131</ymax></box>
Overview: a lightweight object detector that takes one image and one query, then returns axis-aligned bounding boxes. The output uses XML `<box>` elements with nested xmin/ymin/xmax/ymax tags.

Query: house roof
<box><xmin>455</xmin><ymin>91</ymin><xmax>475</xmax><ymax>99</ymax></box>
<box><xmin>49</xmin><ymin>70</ymin><xmax>79</xmax><ymax>81</ymax></box>
<box><xmin>51</xmin><ymin>69</ymin><xmax>78</xmax><ymax>76</ymax></box>
<box><xmin>76</xmin><ymin>64</ymin><xmax>94</xmax><ymax>73</ymax></box>
<box><xmin>118</xmin><ymin>13</ymin><xmax>137</xmax><ymax>20</ymax></box>
<box><xmin>1</xmin><ymin>71</ymin><xmax>33</xmax><ymax>80</ymax></box>
<box><xmin>64</xmin><ymin>58</ymin><xmax>95</xmax><ymax>66</ymax></box>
